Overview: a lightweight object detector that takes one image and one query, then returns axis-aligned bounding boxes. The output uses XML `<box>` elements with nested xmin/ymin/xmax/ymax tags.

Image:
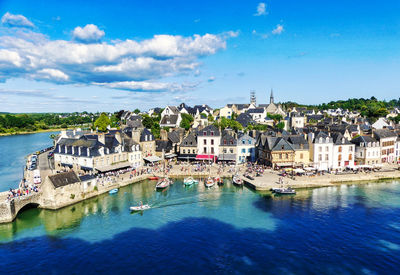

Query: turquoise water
<box><xmin>1</xmin><ymin>133</ymin><xmax>400</xmax><ymax>274</ymax></box>
<box><xmin>0</xmin><ymin>131</ymin><xmax>58</xmax><ymax>190</ymax></box>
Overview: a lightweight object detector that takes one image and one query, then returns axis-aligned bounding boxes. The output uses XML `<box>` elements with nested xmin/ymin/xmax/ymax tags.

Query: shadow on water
<box><xmin>1</xmin><ymin>216</ymin><xmax>400</xmax><ymax>275</ymax></box>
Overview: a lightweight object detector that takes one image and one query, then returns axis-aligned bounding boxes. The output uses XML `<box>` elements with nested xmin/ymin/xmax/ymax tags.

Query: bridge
<box><xmin>0</xmin><ymin>192</ymin><xmax>41</xmax><ymax>223</ymax></box>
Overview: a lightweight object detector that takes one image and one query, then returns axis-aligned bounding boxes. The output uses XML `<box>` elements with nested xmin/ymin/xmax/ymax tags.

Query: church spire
<box><xmin>270</xmin><ymin>89</ymin><xmax>274</xmax><ymax>104</ymax></box>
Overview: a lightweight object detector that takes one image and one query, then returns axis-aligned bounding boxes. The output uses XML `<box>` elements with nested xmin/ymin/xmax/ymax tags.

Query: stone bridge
<box><xmin>0</xmin><ymin>192</ymin><xmax>41</xmax><ymax>223</ymax></box>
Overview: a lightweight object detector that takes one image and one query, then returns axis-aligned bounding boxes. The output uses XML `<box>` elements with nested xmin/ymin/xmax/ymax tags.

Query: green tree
<box><xmin>133</xmin><ymin>108</ymin><xmax>140</xmax><ymax>114</ymax></box>
<box><xmin>94</xmin><ymin>113</ymin><xmax>110</xmax><ymax>132</ymax></box>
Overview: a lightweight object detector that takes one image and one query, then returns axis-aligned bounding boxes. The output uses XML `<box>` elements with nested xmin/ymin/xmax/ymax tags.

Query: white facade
<box><xmin>219</xmin><ymin>106</ymin><xmax>234</xmax><ymax>119</ymax></box>
<box><xmin>354</xmin><ymin>141</ymin><xmax>381</xmax><ymax>165</ymax></box>
<box><xmin>312</xmin><ymin>135</ymin><xmax>334</xmax><ymax>171</ymax></box>
<box><xmin>128</xmin><ymin>144</ymin><xmax>143</xmax><ymax>168</ymax></box>
<box><xmin>396</xmin><ymin>138</ymin><xmax>400</xmax><ymax>163</ymax></box>
<box><xmin>291</xmin><ymin>116</ymin><xmax>305</xmax><ymax>128</ymax></box>
<box><xmin>332</xmin><ymin>141</ymin><xmax>355</xmax><ymax>170</ymax></box>
<box><xmin>197</xmin><ymin>128</ymin><xmax>221</xmax><ymax>157</ymax></box>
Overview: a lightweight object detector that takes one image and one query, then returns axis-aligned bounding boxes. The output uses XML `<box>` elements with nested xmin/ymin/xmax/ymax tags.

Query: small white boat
<box><xmin>130</xmin><ymin>204</ymin><xmax>151</xmax><ymax>211</ymax></box>
<box><xmin>205</xmin><ymin>177</ymin><xmax>215</xmax><ymax>188</ymax></box>
<box><xmin>232</xmin><ymin>174</ymin><xmax>243</xmax><ymax>186</ymax></box>
<box><xmin>184</xmin><ymin>177</ymin><xmax>198</xmax><ymax>186</ymax></box>
<box><xmin>274</xmin><ymin>187</ymin><xmax>296</xmax><ymax>195</ymax></box>
<box><xmin>109</xmin><ymin>188</ymin><xmax>118</xmax><ymax>194</ymax></box>
<box><xmin>156</xmin><ymin>178</ymin><xmax>171</xmax><ymax>190</ymax></box>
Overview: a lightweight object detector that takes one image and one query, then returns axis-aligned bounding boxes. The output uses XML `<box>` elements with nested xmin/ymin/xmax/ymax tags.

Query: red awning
<box><xmin>195</xmin><ymin>154</ymin><xmax>217</xmax><ymax>160</ymax></box>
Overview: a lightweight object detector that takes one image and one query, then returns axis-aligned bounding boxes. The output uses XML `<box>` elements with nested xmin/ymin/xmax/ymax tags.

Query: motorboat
<box><xmin>274</xmin><ymin>187</ymin><xmax>296</xmax><ymax>195</ymax></box>
<box><xmin>214</xmin><ymin>177</ymin><xmax>223</xmax><ymax>186</ymax></box>
<box><xmin>109</xmin><ymin>188</ymin><xmax>118</xmax><ymax>194</ymax></box>
<box><xmin>205</xmin><ymin>177</ymin><xmax>215</xmax><ymax>188</ymax></box>
<box><xmin>130</xmin><ymin>204</ymin><xmax>151</xmax><ymax>211</ymax></box>
<box><xmin>155</xmin><ymin>178</ymin><xmax>171</xmax><ymax>190</ymax></box>
<box><xmin>232</xmin><ymin>174</ymin><xmax>243</xmax><ymax>186</ymax></box>
<box><xmin>184</xmin><ymin>177</ymin><xmax>198</xmax><ymax>186</ymax></box>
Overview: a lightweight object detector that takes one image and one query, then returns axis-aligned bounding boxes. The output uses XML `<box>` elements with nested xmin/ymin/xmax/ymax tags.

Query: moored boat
<box><xmin>148</xmin><ymin>176</ymin><xmax>159</xmax><ymax>181</ymax></box>
<box><xmin>232</xmin><ymin>174</ymin><xmax>243</xmax><ymax>186</ymax></box>
<box><xmin>274</xmin><ymin>187</ymin><xmax>296</xmax><ymax>195</ymax></box>
<box><xmin>184</xmin><ymin>177</ymin><xmax>198</xmax><ymax>186</ymax></box>
<box><xmin>155</xmin><ymin>178</ymin><xmax>171</xmax><ymax>190</ymax></box>
<box><xmin>205</xmin><ymin>177</ymin><xmax>215</xmax><ymax>188</ymax></box>
<box><xmin>109</xmin><ymin>188</ymin><xmax>118</xmax><ymax>194</ymax></box>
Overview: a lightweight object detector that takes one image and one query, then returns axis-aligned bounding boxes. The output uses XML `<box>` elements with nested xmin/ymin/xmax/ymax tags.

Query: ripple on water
<box><xmin>377</xmin><ymin>239</ymin><xmax>400</xmax><ymax>251</ymax></box>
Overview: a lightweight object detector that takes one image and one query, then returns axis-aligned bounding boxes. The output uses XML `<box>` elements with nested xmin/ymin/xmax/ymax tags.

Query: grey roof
<box><xmin>220</xmin><ymin>133</ymin><xmax>237</xmax><ymax>146</ymax></box>
<box><xmin>197</xmin><ymin>125</ymin><xmax>220</xmax><ymax>136</ymax></box>
<box><xmin>247</xmin><ymin>108</ymin><xmax>265</xmax><ymax>114</ymax></box>
<box><xmin>140</xmin><ymin>128</ymin><xmax>154</xmax><ymax>142</ymax></box>
<box><xmin>168</xmin><ymin>131</ymin><xmax>181</xmax><ymax>144</ymax></box>
<box><xmin>155</xmin><ymin>140</ymin><xmax>173</xmax><ymax>152</ymax></box>
<box><xmin>123</xmin><ymin>138</ymin><xmax>140</xmax><ymax>152</ymax></box>
<box><xmin>236</xmin><ymin>113</ymin><xmax>254</xmax><ymax>127</ymax></box>
<box><xmin>49</xmin><ymin>171</ymin><xmax>80</xmax><ymax>189</ymax></box>
<box><xmin>374</xmin><ymin>129</ymin><xmax>397</xmax><ymax>139</ymax></box>
<box><xmin>180</xmin><ymin>133</ymin><xmax>197</xmax><ymax>147</ymax></box>
<box><xmin>286</xmin><ymin>135</ymin><xmax>309</xmax><ymax>150</ymax></box>
<box><xmin>160</xmin><ymin>114</ymin><xmax>179</xmax><ymax>126</ymax></box>
<box><xmin>331</xmin><ymin>133</ymin><xmax>352</xmax><ymax>145</ymax></box>
<box><xmin>351</xmin><ymin>135</ymin><xmax>378</xmax><ymax>146</ymax></box>
<box><xmin>79</xmin><ymin>174</ymin><xmax>95</xmax><ymax>182</ymax></box>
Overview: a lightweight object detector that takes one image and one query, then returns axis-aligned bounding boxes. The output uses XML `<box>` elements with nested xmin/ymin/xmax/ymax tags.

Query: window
<box><xmin>242</xmin><ymin>149</ymin><xmax>245</xmax><ymax>153</ymax></box>
<box><xmin>248</xmin><ymin>148</ymin><xmax>251</xmax><ymax>153</ymax></box>
<box><xmin>338</xmin><ymin>155</ymin><xmax>342</xmax><ymax>161</ymax></box>
<box><xmin>350</xmin><ymin>146</ymin><xmax>353</xmax><ymax>152</ymax></box>
<box><xmin>204</xmin><ymin>147</ymin><xmax>207</xmax><ymax>154</ymax></box>
<box><xmin>285</xmin><ymin>153</ymin><xmax>288</xmax><ymax>159</ymax></box>
<box><xmin>300</xmin><ymin>153</ymin><xmax>303</xmax><ymax>159</ymax></box>
<box><xmin>204</xmin><ymin>139</ymin><xmax>207</xmax><ymax>145</ymax></box>
<box><xmin>224</xmin><ymin>140</ymin><xmax>227</xmax><ymax>145</ymax></box>
<box><xmin>326</xmin><ymin>146</ymin><xmax>329</xmax><ymax>152</ymax></box>
<box><xmin>211</xmin><ymin>131</ymin><xmax>214</xmax><ymax>136</ymax></box>
<box><xmin>230</xmin><ymin>149</ymin><xmax>233</xmax><ymax>154</ymax></box>
<box><xmin>211</xmin><ymin>147</ymin><xmax>214</xmax><ymax>154</ymax></box>
<box><xmin>223</xmin><ymin>149</ymin><xmax>227</xmax><ymax>153</ymax></box>
<box><xmin>319</xmin><ymin>147</ymin><xmax>322</xmax><ymax>152</ymax></box>
<box><xmin>325</xmin><ymin>154</ymin><xmax>329</xmax><ymax>161</ymax></box>
<box><xmin>203</xmin><ymin>131</ymin><xmax>207</xmax><ymax>136</ymax></box>
<box><xmin>338</xmin><ymin>146</ymin><xmax>342</xmax><ymax>153</ymax></box>
<box><xmin>242</xmin><ymin>140</ymin><xmax>245</xmax><ymax>145</ymax></box>
<box><xmin>248</xmin><ymin>140</ymin><xmax>251</xmax><ymax>145</ymax></box>
<box><xmin>183</xmin><ymin>149</ymin><xmax>186</xmax><ymax>154</ymax></box>
<box><xmin>279</xmin><ymin>154</ymin><xmax>282</xmax><ymax>159</ymax></box>
<box><xmin>349</xmin><ymin>154</ymin><xmax>352</xmax><ymax>160</ymax></box>
<box><xmin>211</xmin><ymin>139</ymin><xmax>214</xmax><ymax>145</ymax></box>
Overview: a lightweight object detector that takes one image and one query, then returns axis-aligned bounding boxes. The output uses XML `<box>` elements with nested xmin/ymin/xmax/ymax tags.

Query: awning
<box><xmin>196</xmin><ymin>154</ymin><xmax>217</xmax><ymax>161</ymax></box>
<box><xmin>80</xmin><ymin>166</ymin><xmax>93</xmax><ymax>171</ymax></box>
<box><xmin>294</xmin><ymin>168</ymin><xmax>305</xmax><ymax>174</ymax></box>
<box><xmin>143</xmin><ymin>156</ymin><xmax>162</xmax><ymax>162</ymax></box>
<box><xmin>276</xmin><ymin>163</ymin><xmax>294</xmax><ymax>167</ymax></box>
<box><xmin>96</xmin><ymin>162</ymin><xmax>132</xmax><ymax>173</ymax></box>
<box><xmin>164</xmin><ymin>153</ymin><xmax>177</xmax><ymax>159</ymax></box>
<box><xmin>60</xmin><ymin>163</ymin><xmax>73</xmax><ymax>168</ymax></box>
<box><xmin>304</xmin><ymin>167</ymin><xmax>316</xmax><ymax>171</ymax></box>
<box><xmin>218</xmin><ymin>154</ymin><xmax>236</xmax><ymax>161</ymax></box>
<box><xmin>178</xmin><ymin>154</ymin><xmax>197</xmax><ymax>160</ymax></box>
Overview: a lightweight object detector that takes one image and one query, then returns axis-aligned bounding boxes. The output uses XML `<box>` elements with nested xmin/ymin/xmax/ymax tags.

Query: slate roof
<box><xmin>168</xmin><ymin>131</ymin><xmax>181</xmax><ymax>144</ymax></box>
<box><xmin>197</xmin><ymin>125</ymin><xmax>220</xmax><ymax>136</ymax></box>
<box><xmin>247</xmin><ymin>108</ymin><xmax>265</xmax><ymax>114</ymax></box>
<box><xmin>79</xmin><ymin>174</ymin><xmax>95</xmax><ymax>182</ymax></box>
<box><xmin>286</xmin><ymin>135</ymin><xmax>309</xmax><ymax>150</ymax></box>
<box><xmin>160</xmin><ymin>114</ymin><xmax>179</xmax><ymax>126</ymax></box>
<box><xmin>49</xmin><ymin>171</ymin><xmax>80</xmax><ymax>189</ymax></box>
<box><xmin>236</xmin><ymin>113</ymin><xmax>254</xmax><ymax>127</ymax></box>
<box><xmin>140</xmin><ymin>128</ymin><xmax>154</xmax><ymax>142</ymax></box>
<box><xmin>374</xmin><ymin>129</ymin><xmax>397</xmax><ymax>139</ymax></box>
<box><xmin>181</xmin><ymin>133</ymin><xmax>197</xmax><ymax>147</ymax></box>
<box><xmin>220</xmin><ymin>133</ymin><xmax>237</xmax><ymax>146</ymax></box>
<box><xmin>155</xmin><ymin>140</ymin><xmax>173</xmax><ymax>152</ymax></box>
<box><xmin>351</xmin><ymin>135</ymin><xmax>378</xmax><ymax>146</ymax></box>
<box><xmin>331</xmin><ymin>133</ymin><xmax>352</xmax><ymax>145</ymax></box>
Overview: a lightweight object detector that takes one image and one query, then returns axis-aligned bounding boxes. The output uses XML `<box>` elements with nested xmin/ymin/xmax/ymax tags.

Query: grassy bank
<box><xmin>0</xmin><ymin>128</ymin><xmax>67</xmax><ymax>136</ymax></box>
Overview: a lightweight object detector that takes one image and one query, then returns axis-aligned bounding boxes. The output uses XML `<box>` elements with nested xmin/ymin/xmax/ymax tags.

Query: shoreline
<box><xmin>0</xmin><ymin>128</ymin><xmax>66</xmax><ymax>137</ymax></box>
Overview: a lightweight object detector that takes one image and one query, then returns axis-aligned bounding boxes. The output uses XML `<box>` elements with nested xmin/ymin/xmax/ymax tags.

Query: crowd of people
<box><xmin>6</xmin><ymin>180</ymin><xmax>39</xmax><ymax>202</ymax></box>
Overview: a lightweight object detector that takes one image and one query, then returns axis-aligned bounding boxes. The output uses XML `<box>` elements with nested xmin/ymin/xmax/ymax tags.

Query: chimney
<box><xmin>160</xmin><ymin>129</ymin><xmax>168</xmax><ymax>140</ymax></box>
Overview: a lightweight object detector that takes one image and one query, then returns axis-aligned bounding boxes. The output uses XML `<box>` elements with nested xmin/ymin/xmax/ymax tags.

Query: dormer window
<box><xmin>211</xmin><ymin>131</ymin><xmax>214</xmax><ymax>136</ymax></box>
<box><xmin>203</xmin><ymin>131</ymin><xmax>207</xmax><ymax>136</ymax></box>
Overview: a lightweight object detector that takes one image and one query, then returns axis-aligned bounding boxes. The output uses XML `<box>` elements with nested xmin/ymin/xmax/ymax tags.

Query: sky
<box><xmin>0</xmin><ymin>0</ymin><xmax>399</xmax><ymax>113</ymax></box>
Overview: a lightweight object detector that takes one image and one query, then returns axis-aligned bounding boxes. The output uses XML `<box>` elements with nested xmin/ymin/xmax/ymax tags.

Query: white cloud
<box><xmin>208</xmin><ymin>76</ymin><xmax>216</xmax><ymax>82</ymax></box>
<box><xmin>1</xmin><ymin>12</ymin><xmax>34</xmax><ymax>28</ymax></box>
<box><xmin>252</xmin><ymin>30</ymin><xmax>269</xmax><ymax>39</ymax></box>
<box><xmin>254</xmin><ymin>3</ymin><xmax>267</xmax><ymax>16</ymax></box>
<box><xmin>0</xmin><ymin>25</ymin><xmax>236</xmax><ymax>92</ymax></box>
<box><xmin>72</xmin><ymin>24</ymin><xmax>105</xmax><ymax>43</ymax></box>
<box><xmin>272</xmin><ymin>24</ymin><xmax>284</xmax><ymax>35</ymax></box>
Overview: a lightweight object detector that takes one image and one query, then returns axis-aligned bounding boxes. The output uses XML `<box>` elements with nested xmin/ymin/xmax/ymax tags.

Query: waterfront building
<box><xmin>373</xmin><ymin>129</ymin><xmax>397</xmax><ymax>163</ymax></box>
<box><xmin>196</xmin><ymin>125</ymin><xmax>220</xmax><ymax>162</ymax></box>
<box><xmin>286</xmin><ymin>135</ymin><xmax>310</xmax><ymax>167</ymax></box>
<box><xmin>236</xmin><ymin>133</ymin><xmax>256</xmax><ymax>163</ymax></box>
<box><xmin>139</xmin><ymin>128</ymin><xmax>156</xmax><ymax>157</ymax></box>
<box><xmin>331</xmin><ymin>133</ymin><xmax>355</xmax><ymax>170</ymax></box>
<box><xmin>351</xmin><ymin>136</ymin><xmax>381</xmax><ymax>165</ymax></box>
<box><xmin>256</xmin><ymin>134</ymin><xmax>295</xmax><ymax>168</ymax></box>
<box><xmin>178</xmin><ymin>133</ymin><xmax>198</xmax><ymax>161</ymax></box>
<box><xmin>309</xmin><ymin>132</ymin><xmax>334</xmax><ymax>171</ymax></box>
<box><xmin>396</xmin><ymin>136</ymin><xmax>400</xmax><ymax>163</ymax></box>
<box><xmin>219</xmin><ymin>133</ymin><xmax>237</xmax><ymax>162</ymax></box>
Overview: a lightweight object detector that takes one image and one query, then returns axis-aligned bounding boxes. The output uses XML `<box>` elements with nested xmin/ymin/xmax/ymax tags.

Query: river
<box><xmin>0</xmin><ymin>133</ymin><xmax>399</xmax><ymax>274</ymax></box>
<box><xmin>0</xmin><ymin>131</ymin><xmax>58</xmax><ymax>191</ymax></box>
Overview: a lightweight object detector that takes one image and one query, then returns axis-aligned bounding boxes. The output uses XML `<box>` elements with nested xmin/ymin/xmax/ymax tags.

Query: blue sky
<box><xmin>0</xmin><ymin>0</ymin><xmax>399</xmax><ymax>112</ymax></box>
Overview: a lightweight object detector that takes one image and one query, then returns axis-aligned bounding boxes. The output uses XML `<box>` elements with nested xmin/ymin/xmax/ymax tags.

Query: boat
<box><xmin>184</xmin><ymin>177</ymin><xmax>198</xmax><ymax>186</ymax></box>
<box><xmin>155</xmin><ymin>178</ymin><xmax>171</xmax><ymax>190</ymax></box>
<box><xmin>205</xmin><ymin>177</ymin><xmax>215</xmax><ymax>188</ymax></box>
<box><xmin>148</xmin><ymin>176</ymin><xmax>159</xmax><ymax>181</ymax></box>
<box><xmin>109</xmin><ymin>188</ymin><xmax>118</xmax><ymax>194</ymax></box>
<box><xmin>274</xmin><ymin>187</ymin><xmax>296</xmax><ymax>195</ymax></box>
<box><xmin>130</xmin><ymin>204</ymin><xmax>151</xmax><ymax>211</ymax></box>
<box><xmin>232</xmin><ymin>174</ymin><xmax>243</xmax><ymax>186</ymax></box>
<box><xmin>244</xmin><ymin>173</ymin><xmax>254</xmax><ymax>180</ymax></box>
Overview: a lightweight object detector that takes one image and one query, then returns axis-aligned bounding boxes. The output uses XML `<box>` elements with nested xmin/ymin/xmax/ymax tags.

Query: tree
<box><xmin>94</xmin><ymin>113</ymin><xmax>110</xmax><ymax>132</ymax></box>
<box><xmin>208</xmin><ymin>114</ymin><xmax>214</xmax><ymax>122</ymax></box>
<box><xmin>133</xmin><ymin>109</ymin><xmax>140</xmax><ymax>114</ymax></box>
<box><xmin>276</xmin><ymin>122</ymin><xmax>285</xmax><ymax>130</ymax></box>
<box><xmin>180</xmin><ymin>113</ymin><xmax>194</xmax><ymax>130</ymax></box>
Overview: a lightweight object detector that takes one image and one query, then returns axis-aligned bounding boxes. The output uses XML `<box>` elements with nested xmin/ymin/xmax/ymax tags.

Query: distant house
<box><xmin>236</xmin><ymin>113</ymin><xmax>254</xmax><ymax>128</ymax></box>
<box><xmin>331</xmin><ymin>133</ymin><xmax>355</xmax><ymax>170</ymax></box>
<box><xmin>160</xmin><ymin>114</ymin><xmax>182</xmax><ymax>128</ymax></box>
<box><xmin>178</xmin><ymin>133</ymin><xmax>198</xmax><ymax>161</ymax></box>
<box><xmin>237</xmin><ymin>134</ymin><xmax>256</xmax><ymax>163</ymax></box>
<box><xmin>219</xmin><ymin>133</ymin><xmax>237</xmax><ymax>162</ymax></box>
<box><xmin>247</xmin><ymin>108</ymin><xmax>267</xmax><ymax>123</ymax></box>
<box><xmin>140</xmin><ymin>128</ymin><xmax>156</xmax><ymax>157</ymax></box>
<box><xmin>309</xmin><ymin>131</ymin><xmax>334</xmax><ymax>171</ymax></box>
<box><xmin>351</xmin><ymin>136</ymin><xmax>381</xmax><ymax>165</ymax></box>
<box><xmin>373</xmin><ymin>129</ymin><xmax>397</xmax><ymax>163</ymax></box>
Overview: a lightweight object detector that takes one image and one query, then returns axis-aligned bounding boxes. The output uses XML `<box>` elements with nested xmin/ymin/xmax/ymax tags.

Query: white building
<box><xmin>309</xmin><ymin>132</ymin><xmax>334</xmax><ymax>171</ymax></box>
<box><xmin>219</xmin><ymin>106</ymin><xmax>234</xmax><ymax>119</ymax></box>
<box><xmin>396</xmin><ymin>136</ymin><xmax>400</xmax><ymax>163</ymax></box>
<box><xmin>236</xmin><ymin>134</ymin><xmax>256</xmax><ymax>163</ymax></box>
<box><xmin>196</xmin><ymin>125</ymin><xmax>221</xmax><ymax>161</ymax></box>
<box><xmin>331</xmin><ymin>133</ymin><xmax>355</xmax><ymax>170</ymax></box>
<box><xmin>351</xmin><ymin>136</ymin><xmax>381</xmax><ymax>165</ymax></box>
